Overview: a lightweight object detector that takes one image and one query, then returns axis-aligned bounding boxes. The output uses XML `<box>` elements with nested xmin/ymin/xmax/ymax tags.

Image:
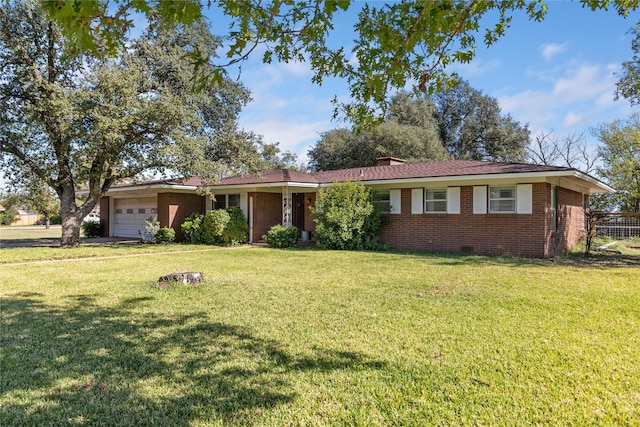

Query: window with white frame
<box><xmin>489</xmin><ymin>186</ymin><xmax>516</xmax><ymax>213</ymax></box>
<box><xmin>373</xmin><ymin>190</ymin><xmax>391</xmax><ymax>213</ymax></box>
<box><xmin>212</xmin><ymin>194</ymin><xmax>241</xmax><ymax>210</ymax></box>
<box><xmin>425</xmin><ymin>189</ymin><xmax>447</xmax><ymax>213</ymax></box>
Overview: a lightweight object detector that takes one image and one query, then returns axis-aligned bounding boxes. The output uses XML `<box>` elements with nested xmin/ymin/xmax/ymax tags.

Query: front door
<box><xmin>293</xmin><ymin>193</ymin><xmax>305</xmax><ymax>231</ymax></box>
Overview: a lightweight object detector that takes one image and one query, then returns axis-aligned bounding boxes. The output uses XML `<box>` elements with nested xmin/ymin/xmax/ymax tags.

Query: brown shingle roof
<box><xmin>217</xmin><ymin>169</ymin><xmax>319</xmax><ymax>185</ymax></box>
<box><xmin>216</xmin><ymin>160</ymin><xmax>572</xmax><ymax>185</ymax></box>
<box><xmin>108</xmin><ymin>160</ymin><xmax>577</xmax><ymax>190</ymax></box>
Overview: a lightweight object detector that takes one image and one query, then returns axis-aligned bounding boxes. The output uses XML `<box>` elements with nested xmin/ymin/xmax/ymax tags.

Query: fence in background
<box><xmin>595</xmin><ymin>212</ymin><xmax>640</xmax><ymax>239</ymax></box>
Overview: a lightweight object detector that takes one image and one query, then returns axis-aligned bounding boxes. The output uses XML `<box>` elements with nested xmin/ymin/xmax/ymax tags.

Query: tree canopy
<box><xmin>308</xmin><ymin>92</ymin><xmax>450</xmax><ymax>171</ymax></box>
<box><xmin>308</xmin><ymin>86</ymin><xmax>529</xmax><ymax>171</ymax></box>
<box><xmin>0</xmin><ymin>2</ymin><xmax>265</xmax><ymax>247</ymax></box>
<box><xmin>594</xmin><ymin>114</ymin><xmax>640</xmax><ymax>212</ymax></box>
<box><xmin>40</xmin><ymin>0</ymin><xmax>639</xmax><ymax>124</ymax></box>
<box><xmin>432</xmin><ymin>80</ymin><xmax>529</xmax><ymax>162</ymax></box>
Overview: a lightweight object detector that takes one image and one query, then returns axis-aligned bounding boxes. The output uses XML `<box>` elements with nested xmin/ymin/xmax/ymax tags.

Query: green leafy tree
<box><xmin>0</xmin><ymin>193</ymin><xmax>20</xmax><ymax>226</ymax></box>
<box><xmin>0</xmin><ymin>2</ymin><xmax>261</xmax><ymax>247</ymax></box>
<box><xmin>308</xmin><ymin>93</ymin><xmax>448</xmax><ymax>171</ymax></box>
<box><xmin>432</xmin><ymin>80</ymin><xmax>529</xmax><ymax>162</ymax></box>
<box><xmin>40</xmin><ymin>1</ymin><xmax>637</xmax><ymax>124</ymax></box>
<box><xmin>15</xmin><ymin>176</ymin><xmax>60</xmax><ymax>228</ymax></box>
<box><xmin>616</xmin><ymin>26</ymin><xmax>640</xmax><ymax>104</ymax></box>
<box><xmin>258</xmin><ymin>140</ymin><xmax>303</xmax><ymax>171</ymax></box>
<box><xmin>593</xmin><ymin>114</ymin><xmax>640</xmax><ymax>212</ymax></box>
<box><xmin>311</xmin><ymin>181</ymin><xmax>385</xmax><ymax>250</ymax></box>
<box><xmin>308</xmin><ymin>84</ymin><xmax>529</xmax><ymax>170</ymax></box>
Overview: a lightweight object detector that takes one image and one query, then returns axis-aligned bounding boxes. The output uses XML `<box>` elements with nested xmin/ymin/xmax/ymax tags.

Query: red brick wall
<box><xmin>553</xmin><ymin>187</ymin><xmax>586</xmax><ymax>254</ymax></box>
<box><xmin>249</xmin><ymin>192</ymin><xmax>282</xmax><ymax>242</ymax></box>
<box><xmin>99</xmin><ymin>196</ymin><xmax>110</xmax><ymax>237</ymax></box>
<box><xmin>158</xmin><ymin>192</ymin><xmax>206</xmax><ymax>241</ymax></box>
<box><xmin>304</xmin><ymin>192</ymin><xmax>316</xmax><ymax>233</ymax></box>
<box><xmin>378</xmin><ymin>184</ymin><xmax>557</xmax><ymax>258</ymax></box>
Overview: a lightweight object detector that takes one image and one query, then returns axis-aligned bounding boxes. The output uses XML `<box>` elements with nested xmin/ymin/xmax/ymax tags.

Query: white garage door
<box><xmin>113</xmin><ymin>198</ymin><xmax>157</xmax><ymax>238</ymax></box>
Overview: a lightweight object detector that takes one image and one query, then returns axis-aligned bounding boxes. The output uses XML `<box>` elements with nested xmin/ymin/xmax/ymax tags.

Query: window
<box><xmin>425</xmin><ymin>189</ymin><xmax>447</xmax><ymax>213</ymax></box>
<box><xmin>150</xmin><ymin>208</ymin><xmax>157</xmax><ymax>214</ymax></box>
<box><xmin>489</xmin><ymin>186</ymin><xmax>516</xmax><ymax>213</ymax></box>
<box><xmin>228</xmin><ymin>194</ymin><xmax>241</xmax><ymax>209</ymax></box>
<box><xmin>373</xmin><ymin>190</ymin><xmax>391</xmax><ymax>213</ymax></box>
<box><xmin>116</xmin><ymin>209</ymin><xmax>122</xmax><ymax>214</ymax></box>
<box><xmin>138</xmin><ymin>208</ymin><xmax>146</xmax><ymax>214</ymax></box>
<box><xmin>213</xmin><ymin>194</ymin><xmax>241</xmax><ymax>210</ymax></box>
<box><xmin>126</xmin><ymin>208</ymin><xmax>134</xmax><ymax>214</ymax></box>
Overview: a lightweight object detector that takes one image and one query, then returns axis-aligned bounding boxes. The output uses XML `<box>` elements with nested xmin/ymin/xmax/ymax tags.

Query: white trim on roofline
<box><xmin>104</xmin><ymin>169</ymin><xmax>614</xmax><ymax>195</ymax></box>
<box><xmin>106</xmin><ymin>184</ymin><xmax>199</xmax><ymax>193</ymax></box>
<box><xmin>312</xmin><ymin>170</ymin><xmax>613</xmax><ymax>194</ymax></box>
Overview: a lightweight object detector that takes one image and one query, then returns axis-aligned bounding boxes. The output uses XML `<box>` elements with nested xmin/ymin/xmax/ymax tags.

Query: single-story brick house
<box><xmin>99</xmin><ymin>157</ymin><xmax>613</xmax><ymax>257</ymax></box>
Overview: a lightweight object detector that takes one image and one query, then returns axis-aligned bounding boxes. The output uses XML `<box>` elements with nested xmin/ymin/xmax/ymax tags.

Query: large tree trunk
<box><xmin>58</xmin><ymin>180</ymin><xmax>101</xmax><ymax>248</ymax></box>
<box><xmin>61</xmin><ymin>213</ymin><xmax>81</xmax><ymax>248</ymax></box>
<box><xmin>58</xmin><ymin>185</ymin><xmax>85</xmax><ymax>248</ymax></box>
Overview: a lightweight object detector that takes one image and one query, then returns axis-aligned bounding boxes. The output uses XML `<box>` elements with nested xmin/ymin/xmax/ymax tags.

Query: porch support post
<box><xmin>282</xmin><ymin>187</ymin><xmax>292</xmax><ymax>227</ymax></box>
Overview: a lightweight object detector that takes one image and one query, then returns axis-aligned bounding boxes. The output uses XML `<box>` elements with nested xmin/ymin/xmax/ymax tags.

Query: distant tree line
<box><xmin>307</xmin><ymin>81</ymin><xmax>530</xmax><ymax>171</ymax></box>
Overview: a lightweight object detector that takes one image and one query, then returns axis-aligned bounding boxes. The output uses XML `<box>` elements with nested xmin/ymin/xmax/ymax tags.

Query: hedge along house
<box><xmin>99</xmin><ymin>157</ymin><xmax>613</xmax><ymax>257</ymax></box>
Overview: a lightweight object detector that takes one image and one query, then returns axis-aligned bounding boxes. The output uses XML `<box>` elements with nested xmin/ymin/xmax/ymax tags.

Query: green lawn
<box><xmin>1</xmin><ymin>247</ymin><xmax>639</xmax><ymax>426</ymax></box>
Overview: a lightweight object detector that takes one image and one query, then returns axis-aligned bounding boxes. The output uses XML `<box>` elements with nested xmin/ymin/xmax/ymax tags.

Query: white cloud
<box><xmin>452</xmin><ymin>58</ymin><xmax>501</xmax><ymax>77</ymax></box>
<box><xmin>241</xmin><ymin>115</ymin><xmax>331</xmax><ymax>154</ymax></box>
<box><xmin>540</xmin><ymin>42</ymin><xmax>568</xmax><ymax>61</ymax></box>
<box><xmin>494</xmin><ymin>61</ymin><xmax>627</xmax><ymax>136</ymax></box>
<box><xmin>563</xmin><ymin>112</ymin><xmax>582</xmax><ymax>127</ymax></box>
<box><xmin>551</xmin><ymin>63</ymin><xmax>611</xmax><ymax>101</ymax></box>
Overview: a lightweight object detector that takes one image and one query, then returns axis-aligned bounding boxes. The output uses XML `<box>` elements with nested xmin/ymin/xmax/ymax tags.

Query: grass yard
<box><xmin>1</xmin><ymin>247</ymin><xmax>639</xmax><ymax>426</ymax></box>
<box><xmin>0</xmin><ymin>226</ymin><xmax>226</xmax><ymax>264</ymax></box>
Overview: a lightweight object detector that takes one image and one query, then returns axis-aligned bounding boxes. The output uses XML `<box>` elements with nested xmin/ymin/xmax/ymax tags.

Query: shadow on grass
<box><xmin>301</xmin><ymin>247</ymin><xmax>640</xmax><ymax>269</ymax></box>
<box><xmin>557</xmin><ymin>253</ymin><xmax>640</xmax><ymax>268</ymax></box>
<box><xmin>1</xmin><ymin>293</ymin><xmax>386</xmax><ymax>426</ymax></box>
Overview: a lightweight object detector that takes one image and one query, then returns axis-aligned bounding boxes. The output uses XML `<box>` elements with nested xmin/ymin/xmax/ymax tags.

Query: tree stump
<box><xmin>157</xmin><ymin>271</ymin><xmax>204</xmax><ymax>287</ymax></box>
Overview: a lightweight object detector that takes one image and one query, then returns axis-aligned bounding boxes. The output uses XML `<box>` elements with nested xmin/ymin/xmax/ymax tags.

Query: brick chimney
<box><xmin>377</xmin><ymin>156</ymin><xmax>406</xmax><ymax>166</ymax></box>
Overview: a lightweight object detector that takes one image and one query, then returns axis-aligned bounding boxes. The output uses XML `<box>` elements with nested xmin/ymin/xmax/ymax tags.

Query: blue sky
<box><xmin>204</xmin><ymin>3</ymin><xmax>638</xmax><ymax>165</ymax></box>
<box><xmin>2</xmin><ymin>3</ymin><xmax>636</xmax><ymax>190</ymax></box>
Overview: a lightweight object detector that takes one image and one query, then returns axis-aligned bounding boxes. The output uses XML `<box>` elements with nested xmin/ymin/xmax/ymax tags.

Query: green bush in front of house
<box><xmin>154</xmin><ymin>227</ymin><xmax>176</xmax><ymax>243</ymax></box>
<box><xmin>81</xmin><ymin>220</ymin><xmax>101</xmax><ymax>238</ymax></box>
<box><xmin>221</xmin><ymin>208</ymin><xmax>249</xmax><ymax>245</ymax></box>
<box><xmin>181</xmin><ymin>213</ymin><xmax>204</xmax><ymax>244</ymax></box>
<box><xmin>181</xmin><ymin>208</ymin><xmax>248</xmax><ymax>246</ymax></box>
<box><xmin>263</xmin><ymin>225</ymin><xmax>298</xmax><ymax>248</ymax></box>
<box><xmin>202</xmin><ymin>209</ymin><xmax>230</xmax><ymax>245</ymax></box>
<box><xmin>311</xmin><ymin>181</ymin><xmax>387</xmax><ymax>251</ymax></box>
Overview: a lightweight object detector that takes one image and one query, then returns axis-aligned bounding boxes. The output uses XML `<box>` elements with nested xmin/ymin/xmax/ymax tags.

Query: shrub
<box><xmin>50</xmin><ymin>214</ymin><xmax>62</xmax><ymax>225</ymax></box>
<box><xmin>181</xmin><ymin>209</ymin><xmax>249</xmax><ymax>246</ymax></box>
<box><xmin>221</xmin><ymin>208</ymin><xmax>248</xmax><ymax>245</ymax></box>
<box><xmin>263</xmin><ymin>225</ymin><xmax>298</xmax><ymax>248</ymax></box>
<box><xmin>155</xmin><ymin>227</ymin><xmax>176</xmax><ymax>243</ymax></box>
<box><xmin>311</xmin><ymin>181</ymin><xmax>386</xmax><ymax>251</ymax></box>
<box><xmin>202</xmin><ymin>209</ymin><xmax>230</xmax><ymax>245</ymax></box>
<box><xmin>0</xmin><ymin>212</ymin><xmax>14</xmax><ymax>225</ymax></box>
<box><xmin>181</xmin><ymin>213</ymin><xmax>204</xmax><ymax>244</ymax></box>
<box><xmin>81</xmin><ymin>220</ymin><xmax>101</xmax><ymax>238</ymax></box>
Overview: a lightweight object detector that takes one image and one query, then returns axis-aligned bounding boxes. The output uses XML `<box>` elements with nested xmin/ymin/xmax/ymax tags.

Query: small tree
<box><xmin>594</xmin><ymin>114</ymin><xmax>640</xmax><ymax>213</ymax></box>
<box><xmin>311</xmin><ymin>181</ymin><xmax>386</xmax><ymax>251</ymax></box>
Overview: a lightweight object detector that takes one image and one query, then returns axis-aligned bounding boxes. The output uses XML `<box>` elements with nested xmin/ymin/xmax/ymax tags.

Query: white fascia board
<box><xmin>106</xmin><ymin>184</ymin><xmax>199</xmax><ymax>194</ymax></box>
<box><xmin>209</xmin><ymin>181</ymin><xmax>320</xmax><ymax>192</ymax></box>
<box><xmin>323</xmin><ymin>170</ymin><xmax>614</xmax><ymax>194</ymax></box>
<box><xmin>571</xmin><ymin>171</ymin><xmax>615</xmax><ymax>193</ymax></box>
